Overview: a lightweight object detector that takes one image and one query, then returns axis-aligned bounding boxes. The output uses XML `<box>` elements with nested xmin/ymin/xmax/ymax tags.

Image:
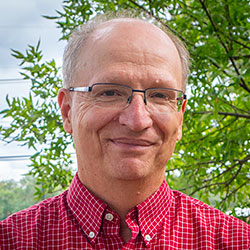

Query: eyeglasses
<box><xmin>68</xmin><ymin>83</ymin><xmax>187</xmax><ymax>113</ymax></box>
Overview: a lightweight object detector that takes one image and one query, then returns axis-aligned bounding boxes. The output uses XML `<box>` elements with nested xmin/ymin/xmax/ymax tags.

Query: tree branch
<box><xmin>219</xmin><ymin>180</ymin><xmax>249</xmax><ymax>209</ymax></box>
<box><xmin>230</xmin><ymin>39</ymin><xmax>250</xmax><ymax>50</ymax></box>
<box><xmin>170</xmin><ymin>0</ymin><xmax>250</xmax><ymax>51</ymax></box>
<box><xmin>166</xmin><ymin>160</ymin><xmax>219</xmax><ymax>173</ymax></box>
<box><xmin>188</xmin><ymin>181</ymin><xmax>227</xmax><ymax>196</ymax></box>
<box><xmin>215</xmin><ymin>97</ymin><xmax>250</xmax><ymax>115</ymax></box>
<box><xmin>224</xmin><ymin>0</ymin><xmax>233</xmax><ymax>51</ymax></box>
<box><xmin>198</xmin><ymin>0</ymin><xmax>250</xmax><ymax>93</ymax></box>
<box><xmin>127</xmin><ymin>0</ymin><xmax>188</xmax><ymax>43</ymax></box>
<box><xmin>232</xmin><ymin>55</ymin><xmax>250</xmax><ymax>60</ymax></box>
<box><xmin>181</xmin><ymin>155</ymin><xmax>250</xmax><ymax>196</ymax></box>
<box><xmin>180</xmin><ymin>117</ymin><xmax>238</xmax><ymax>146</ymax></box>
<box><xmin>197</xmin><ymin>155</ymin><xmax>248</xmax><ymax>185</ymax></box>
<box><xmin>192</xmin><ymin>111</ymin><xmax>250</xmax><ymax>119</ymax></box>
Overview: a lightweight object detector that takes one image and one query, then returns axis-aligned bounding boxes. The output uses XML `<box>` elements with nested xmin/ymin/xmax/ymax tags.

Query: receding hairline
<box><xmin>92</xmin><ymin>17</ymin><xmax>163</xmax><ymax>29</ymax></box>
<box><xmin>89</xmin><ymin>17</ymin><xmax>176</xmax><ymax>47</ymax></box>
<box><xmin>63</xmin><ymin>15</ymin><xmax>190</xmax><ymax>91</ymax></box>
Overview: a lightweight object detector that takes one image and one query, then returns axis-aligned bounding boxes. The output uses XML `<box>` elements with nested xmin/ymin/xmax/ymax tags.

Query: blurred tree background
<box><xmin>0</xmin><ymin>176</ymin><xmax>61</xmax><ymax>220</ymax></box>
<box><xmin>0</xmin><ymin>176</ymin><xmax>37</xmax><ymax>220</ymax></box>
<box><xmin>0</xmin><ymin>0</ymin><xmax>249</xmax><ymax>222</ymax></box>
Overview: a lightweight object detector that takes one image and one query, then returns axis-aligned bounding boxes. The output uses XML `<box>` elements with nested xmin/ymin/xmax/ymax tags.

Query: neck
<box><xmin>105</xmin><ymin>177</ymin><xmax>164</xmax><ymax>217</ymax></box>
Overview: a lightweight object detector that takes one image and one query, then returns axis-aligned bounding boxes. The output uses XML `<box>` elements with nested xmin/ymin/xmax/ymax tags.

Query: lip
<box><xmin>110</xmin><ymin>137</ymin><xmax>155</xmax><ymax>149</ymax></box>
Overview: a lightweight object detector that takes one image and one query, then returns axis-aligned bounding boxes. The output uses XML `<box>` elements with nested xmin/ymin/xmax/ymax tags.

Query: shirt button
<box><xmin>145</xmin><ymin>234</ymin><xmax>151</xmax><ymax>242</ymax></box>
<box><xmin>105</xmin><ymin>213</ymin><xmax>114</xmax><ymax>221</ymax></box>
<box><xmin>88</xmin><ymin>231</ymin><xmax>95</xmax><ymax>239</ymax></box>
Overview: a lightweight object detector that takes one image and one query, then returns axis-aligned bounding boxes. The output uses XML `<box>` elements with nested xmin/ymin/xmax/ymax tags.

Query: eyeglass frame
<box><xmin>68</xmin><ymin>82</ymin><xmax>187</xmax><ymax>109</ymax></box>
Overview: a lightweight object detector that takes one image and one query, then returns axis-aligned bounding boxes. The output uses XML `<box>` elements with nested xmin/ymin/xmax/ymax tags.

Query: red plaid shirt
<box><xmin>1</xmin><ymin>174</ymin><xmax>249</xmax><ymax>249</ymax></box>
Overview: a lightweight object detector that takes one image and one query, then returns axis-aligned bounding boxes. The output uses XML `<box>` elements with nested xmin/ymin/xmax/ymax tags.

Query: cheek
<box><xmin>155</xmin><ymin>113</ymin><xmax>181</xmax><ymax>141</ymax></box>
<box><xmin>72</xmin><ymin>103</ymin><xmax>119</xmax><ymax>144</ymax></box>
<box><xmin>71</xmin><ymin>102</ymin><xmax>92</xmax><ymax>137</ymax></box>
<box><xmin>153</xmin><ymin>113</ymin><xmax>182</xmax><ymax>165</ymax></box>
<box><xmin>82</xmin><ymin>108</ymin><xmax>120</xmax><ymax>132</ymax></box>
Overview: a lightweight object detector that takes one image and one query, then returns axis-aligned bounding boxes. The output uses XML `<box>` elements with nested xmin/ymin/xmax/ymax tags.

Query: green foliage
<box><xmin>0</xmin><ymin>176</ymin><xmax>62</xmax><ymax>220</ymax></box>
<box><xmin>0</xmin><ymin>176</ymin><xmax>37</xmax><ymax>220</ymax></box>
<box><xmin>0</xmin><ymin>41</ymin><xmax>74</xmax><ymax>199</ymax></box>
<box><xmin>0</xmin><ymin>0</ymin><xmax>249</xmax><ymax>222</ymax></box>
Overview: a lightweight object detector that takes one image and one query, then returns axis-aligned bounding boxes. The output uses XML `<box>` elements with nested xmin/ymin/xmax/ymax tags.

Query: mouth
<box><xmin>110</xmin><ymin>138</ymin><xmax>155</xmax><ymax>150</ymax></box>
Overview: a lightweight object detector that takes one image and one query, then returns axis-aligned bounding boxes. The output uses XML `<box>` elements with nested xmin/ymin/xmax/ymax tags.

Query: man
<box><xmin>1</xmin><ymin>14</ymin><xmax>249</xmax><ymax>249</ymax></box>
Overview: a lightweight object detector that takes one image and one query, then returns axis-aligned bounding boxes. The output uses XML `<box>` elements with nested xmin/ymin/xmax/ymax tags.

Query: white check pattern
<box><xmin>1</xmin><ymin>174</ymin><xmax>249</xmax><ymax>249</ymax></box>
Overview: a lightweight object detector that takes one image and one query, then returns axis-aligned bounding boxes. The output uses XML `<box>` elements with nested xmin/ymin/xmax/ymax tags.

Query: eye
<box><xmin>91</xmin><ymin>84</ymin><xmax>131</xmax><ymax>101</ymax></box>
<box><xmin>101</xmin><ymin>90</ymin><xmax>121</xmax><ymax>97</ymax></box>
<box><xmin>149</xmin><ymin>92</ymin><xmax>171</xmax><ymax>100</ymax></box>
<box><xmin>94</xmin><ymin>88</ymin><xmax>123</xmax><ymax>98</ymax></box>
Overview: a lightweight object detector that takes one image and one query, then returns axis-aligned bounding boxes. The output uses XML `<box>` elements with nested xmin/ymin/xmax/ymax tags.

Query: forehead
<box><xmin>92</xmin><ymin>19</ymin><xmax>174</xmax><ymax>48</ymax></box>
<box><xmin>75</xmin><ymin>19</ymin><xmax>182</xmax><ymax>88</ymax></box>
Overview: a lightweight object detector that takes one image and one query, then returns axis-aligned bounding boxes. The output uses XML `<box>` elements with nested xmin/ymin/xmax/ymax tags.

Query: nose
<box><xmin>118</xmin><ymin>94</ymin><xmax>153</xmax><ymax>131</ymax></box>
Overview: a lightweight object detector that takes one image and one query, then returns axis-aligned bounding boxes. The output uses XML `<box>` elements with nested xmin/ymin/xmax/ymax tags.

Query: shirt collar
<box><xmin>135</xmin><ymin>179</ymin><xmax>173</xmax><ymax>245</ymax></box>
<box><xmin>67</xmin><ymin>174</ymin><xmax>173</xmax><ymax>245</ymax></box>
<box><xmin>67</xmin><ymin>174</ymin><xmax>107</xmax><ymax>244</ymax></box>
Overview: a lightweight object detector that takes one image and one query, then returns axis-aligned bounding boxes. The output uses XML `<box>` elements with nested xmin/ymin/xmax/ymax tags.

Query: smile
<box><xmin>110</xmin><ymin>138</ymin><xmax>155</xmax><ymax>149</ymax></box>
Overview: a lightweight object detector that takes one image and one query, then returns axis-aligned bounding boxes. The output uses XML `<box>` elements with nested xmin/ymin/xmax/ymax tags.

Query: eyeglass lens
<box><xmin>90</xmin><ymin>84</ymin><xmax>184</xmax><ymax>113</ymax></box>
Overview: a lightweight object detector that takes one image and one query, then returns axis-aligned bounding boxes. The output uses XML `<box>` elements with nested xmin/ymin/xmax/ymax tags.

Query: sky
<box><xmin>0</xmin><ymin>0</ymin><xmax>69</xmax><ymax>181</ymax></box>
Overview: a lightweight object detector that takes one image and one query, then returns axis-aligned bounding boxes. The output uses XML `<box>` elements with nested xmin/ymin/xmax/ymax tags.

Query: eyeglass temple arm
<box><xmin>68</xmin><ymin>86</ymin><xmax>92</xmax><ymax>92</ymax></box>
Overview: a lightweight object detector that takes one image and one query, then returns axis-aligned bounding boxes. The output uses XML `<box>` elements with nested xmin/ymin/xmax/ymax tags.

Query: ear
<box><xmin>177</xmin><ymin>99</ymin><xmax>187</xmax><ymax>141</ymax></box>
<box><xmin>58</xmin><ymin>88</ymin><xmax>73</xmax><ymax>134</ymax></box>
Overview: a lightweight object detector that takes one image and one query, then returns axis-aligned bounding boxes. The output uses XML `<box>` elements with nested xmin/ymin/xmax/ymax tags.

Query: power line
<box><xmin>0</xmin><ymin>25</ymin><xmax>55</xmax><ymax>29</ymax></box>
<box><xmin>0</xmin><ymin>78</ymin><xmax>29</xmax><ymax>82</ymax></box>
<box><xmin>0</xmin><ymin>153</ymin><xmax>76</xmax><ymax>161</ymax></box>
<box><xmin>0</xmin><ymin>66</ymin><xmax>20</xmax><ymax>69</ymax></box>
<box><xmin>0</xmin><ymin>155</ymin><xmax>31</xmax><ymax>161</ymax></box>
<box><xmin>0</xmin><ymin>78</ymin><xmax>30</xmax><ymax>85</ymax></box>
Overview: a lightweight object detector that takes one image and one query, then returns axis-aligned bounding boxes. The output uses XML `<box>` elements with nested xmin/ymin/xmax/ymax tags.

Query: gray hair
<box><xmin>63</xmin><ymin>12</ymin><xmax>190</xmax><ymax>91</ymax></box>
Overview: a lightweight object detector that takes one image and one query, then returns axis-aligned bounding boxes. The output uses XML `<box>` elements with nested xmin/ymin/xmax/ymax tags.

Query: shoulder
<box><xmin>0</xmin><ymin>191</ymin><xmax>75</xmax><ymax>248</ymax></box>
<box><xmin>172</xmin><ymin>190</ymin><xmax>250</xmax><ymax>233</ymax></box>
<box><xmin>0</xmin><ymin>191</ymin><xmax>68</xmax><ymax>232</ymax></box>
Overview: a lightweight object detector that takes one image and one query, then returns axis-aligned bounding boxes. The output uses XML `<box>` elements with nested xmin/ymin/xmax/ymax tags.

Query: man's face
<box><xmin>59</xmin><ymin>20</ymin><xmax>185</xmax><ymax>187</ymax></box>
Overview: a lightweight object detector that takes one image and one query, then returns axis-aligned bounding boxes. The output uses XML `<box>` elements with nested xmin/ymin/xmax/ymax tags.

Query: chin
<box><xmin>109</xmin><ymin>158</ymin><xmax>153</xmax><ymax>181</ymax></box>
